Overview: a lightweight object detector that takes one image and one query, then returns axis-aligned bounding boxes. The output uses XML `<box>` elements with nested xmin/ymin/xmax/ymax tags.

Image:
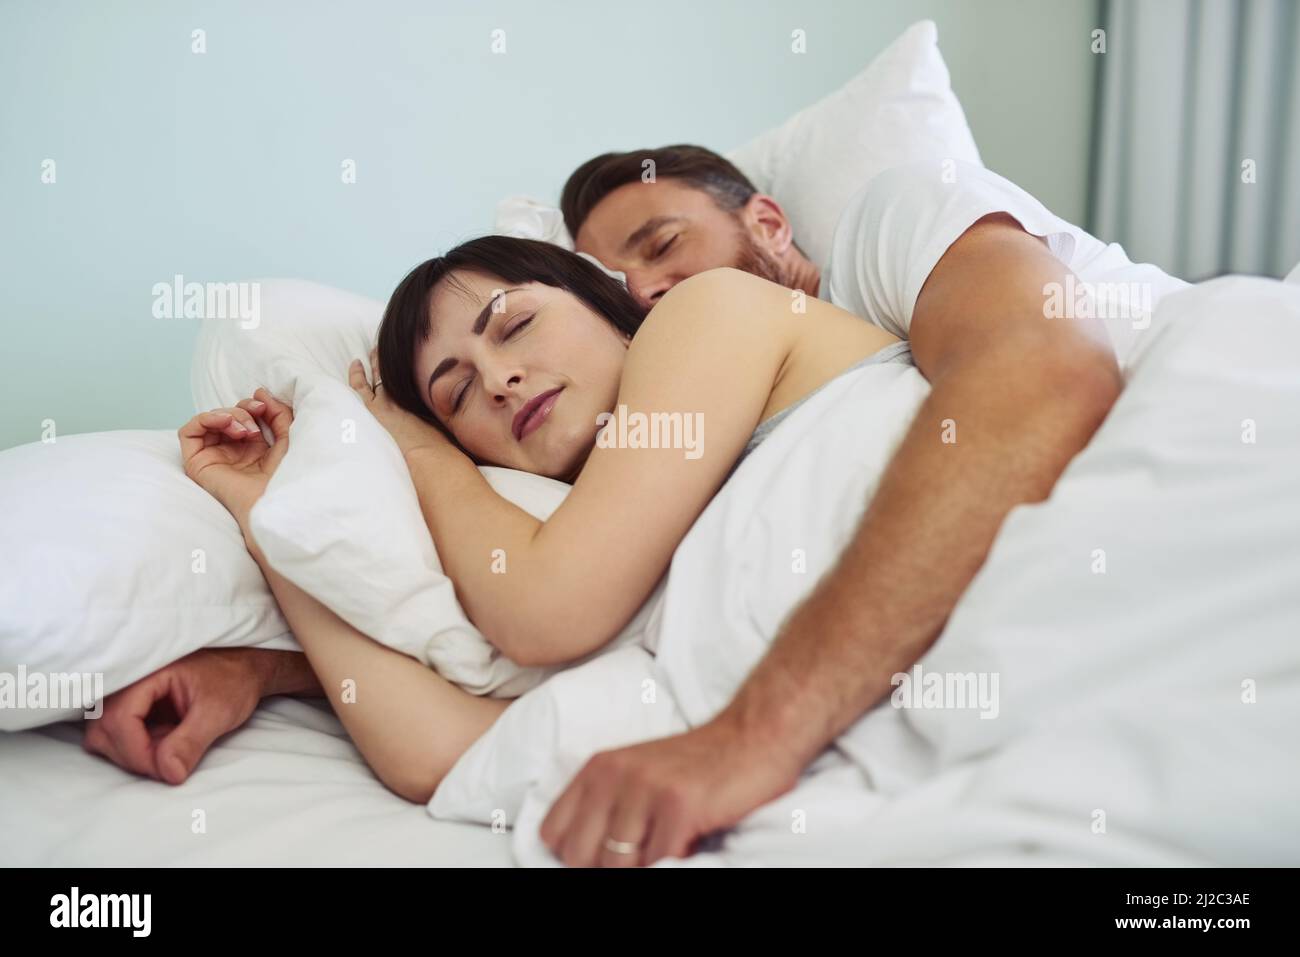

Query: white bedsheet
<box><xmin>431</xmin><ymin>274</ymin><xmax>1300</xmax><ymax>867</ymax></box>
<box><xmin>0</xmin><ymin>696</ymin><xmax>511</xmax><ymax>866</ymax></box>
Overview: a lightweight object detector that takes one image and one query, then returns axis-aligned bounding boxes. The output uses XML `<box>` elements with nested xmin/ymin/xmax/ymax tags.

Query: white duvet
<box><xmin>430</xmin><ymin>275</ymin><xmax>1300</xmax><ymax>867</ymax></box>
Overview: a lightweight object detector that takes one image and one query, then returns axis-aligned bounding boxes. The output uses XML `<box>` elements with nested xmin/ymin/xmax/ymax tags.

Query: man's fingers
<box><xmin>599</xmin><ymin>791</ymin><xmax>654</xmax><ymax>868</ymax></box>
<box><xmin>557</xmin><ymin>775</ymin><xmax>617</xmax><ymax>867</ymax></box>
<box><xmin>641</xmin><ymin>797</ymin><xmax>694</xmax><ymax>866</ymax></box>
<box><xmin>86</xmin><ymin>674</ymin><xmax>176</xmax><ymax>779</ymax></box>
<box><xmin>82</xmin><ymin>719</ymin><xmax>126</xmax><ymax>769</ymax></box>
<box><xmin>147</xmin><ymin>721</ymin><xmax>178</xmax><ymax>743</ymax></box>
<box><xmin>539</xmin><ymin>776</ymin><xmax>586</xmax><ymax>853</ymax></box>
<box><xmin>100</xmin><ymin>680</ymin><xmax>172</xmax><ymax>779</ymax></box>
<box><xmin>101</xmin><ymin>711</ymin><xmax>159</xmax><ymax>780</ymax></box>
<box><xmin>153</xmin><ymin>697</ymin><xmax>232</xmax><ymax>785</ymax></box>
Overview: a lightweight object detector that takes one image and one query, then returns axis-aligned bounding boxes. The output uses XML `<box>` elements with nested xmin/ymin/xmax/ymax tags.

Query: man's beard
<box><xmin>731</xmin><ymin>228</ymin><xmax>793</xmax><ymax>287</ymax></box>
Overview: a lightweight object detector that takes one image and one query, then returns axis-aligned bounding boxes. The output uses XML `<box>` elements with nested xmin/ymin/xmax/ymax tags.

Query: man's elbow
<box><xmin>1016</xmin><ymin>339</ymin><xmax>1124</xmax><ymax>450</ymax></box>
<box><xmin>1045</xmin><ymin>341</ymin><xmax>1123</xmax><ymax>422</ymax></box>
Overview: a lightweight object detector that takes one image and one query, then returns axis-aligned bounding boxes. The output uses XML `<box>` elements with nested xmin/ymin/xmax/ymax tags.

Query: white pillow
<box><xmin>726</xmin><ymin>19</ymin><xmax>981</xmax><ymax>266</ymax></box>
<box><xmin>493</xmin><ymin>20</ymin><xmax>981</xmax><ymax>268</ymax></box>
<box><xmin>0</xmin><ymin>430</ymin><xmax>298</xmax><ymax>731</ymax></box>
<box><xmin>191</xmin><ymin>277</ymin><xmax>381</xmax><ymax>411</ymax></box>
<box><xmin>193</xmin><ymin>279</ymin><xmax>621</xmax><ymax>697</ymax></box>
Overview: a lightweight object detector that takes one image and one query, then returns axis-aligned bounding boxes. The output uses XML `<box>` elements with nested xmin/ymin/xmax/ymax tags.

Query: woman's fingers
<box><xmin>179</xmin><ymin>411</ymin><xmax>229</xmax><ymax>462</ymax></box>
<box><xmin>369</xmin><ymin>347</ymin><xmax>381</xmax><ymax>390</ymax></box>
<box><xmin>348</xmin><ymin>358</ymin><xmax>372</xmax><ymax>393</ymax></box>
<box><xmin>235</xmin><ymin>397</ymin><xmax>265</xmax><ymax>415</ymax></box>
<box><xmin>252</xmin><ymin>387</ymin><xmax>294</xmax><ymax>441</ymax></box>
<box><xmin>197</xmin><ymin>408</ymin><xmax>257</xmax><ymax>439</ymax></box>
<box><xmin>224</xmin><ymin>406</ymin><xmax>260</xmax><ymax>435</ymax></box>
<box><xmin>178</xmin><ymin>408</ymin><xmax>257</xmax><ymax>460</ymax></box>
<box><xmin>234</xmin><ymin>398</ymin><xmax>270</xmax><ymax>436</ymax></box>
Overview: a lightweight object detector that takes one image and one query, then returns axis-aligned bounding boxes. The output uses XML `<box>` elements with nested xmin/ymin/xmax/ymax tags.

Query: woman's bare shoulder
<box><xmin>624</xmin><ymin>268</ymin><xmax>799</xmax><ymax>365</ymax></box>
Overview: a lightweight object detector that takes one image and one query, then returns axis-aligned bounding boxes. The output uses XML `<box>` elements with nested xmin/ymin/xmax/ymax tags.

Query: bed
<box><xmin>5</xmin><ymin>273</ymin><xmax>1300</xmax><ymax>868</ymax></box>
<box><xmin>0</xmin><ymin>696</ymin><xmax>510</xmax><ymax>867</ymax></box>
<box><xmin>5</xmin><ymin>10</ymin><xmax>1300</xmax><ymax>862</ymax></box>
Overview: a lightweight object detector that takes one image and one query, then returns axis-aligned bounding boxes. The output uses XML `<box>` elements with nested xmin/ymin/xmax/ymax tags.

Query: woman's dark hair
<box><xmin>376</xmin><ymin>235</ymin><xmax>647</xmax><ymax>436</ymax></box>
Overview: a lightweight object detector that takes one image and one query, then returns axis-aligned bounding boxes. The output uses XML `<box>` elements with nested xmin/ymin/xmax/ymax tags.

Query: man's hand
<box><xmin>538</xmin><ymin>715</ymin><xmax>803</xmax><ymax>867</ymax></box>
<box><xmin>82</xmin><ymin>648</ymin><xmax>289</xmax><ymax>785</ymax></box>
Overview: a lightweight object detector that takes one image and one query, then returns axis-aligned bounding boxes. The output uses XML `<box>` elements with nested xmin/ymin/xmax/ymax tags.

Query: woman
<box><xmin>179</xmin><ymin>236</ymin><xmax>903</xmax><ymax>807</ymax></box>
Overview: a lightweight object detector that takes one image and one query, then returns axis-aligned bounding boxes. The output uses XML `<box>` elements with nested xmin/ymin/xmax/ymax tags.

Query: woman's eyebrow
<box><xmin>426</xmin><ymin>287</ymin><xmax>527</xmax><ymax>402</ymax></box>
<box><xmin>427</xmin><ymin>357</ymin><xmax>458</xmax><ymax>403</ymax></box>
<box><xmin>472</xmin><ymin>287</ymin><xmax>525</xmax><ymax>334</ymax></box>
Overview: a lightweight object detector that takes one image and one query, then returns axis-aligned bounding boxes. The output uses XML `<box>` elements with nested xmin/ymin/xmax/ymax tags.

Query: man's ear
<box><xmin>740</xmin><ymin>194</ymin><xmax>795</xmax><ymax>255</ymax></box>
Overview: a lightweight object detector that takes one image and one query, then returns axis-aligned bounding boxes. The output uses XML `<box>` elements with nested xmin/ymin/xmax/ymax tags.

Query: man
<box><xmin>534</xmin><ymin>145</ymin><xmax>1186</xmax><ymax>866</ymax></box>
<box><xmin>88</xmin><ymin>144</ymin><xmax>1183</xmax><ymax>866</ymax></box>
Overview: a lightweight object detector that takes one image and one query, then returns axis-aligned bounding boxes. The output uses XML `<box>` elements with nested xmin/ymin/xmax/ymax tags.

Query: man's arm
<box><xmin>539</xmin><ymin>215</ymin><xmax>1124</xmax><ymax>867</ymax></box>
<box><xmin>83</xmin><ymin>646</ymin><xmax>322</xmax><ymax>786</ymax></box>
<box><xmin>251</xmin><ymin>648</ymin><xmax>325</xmax><ymax>699</ymax></box>
<box><xmin>721</xmin><ymin>214</ymin><xmax>1123</xmax><ymax>773</ymax></box>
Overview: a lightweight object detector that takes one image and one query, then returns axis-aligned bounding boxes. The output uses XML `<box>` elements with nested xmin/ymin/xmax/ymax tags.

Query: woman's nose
<box><xmin>488</xmin><ymin>371</ymin><xmax>524</xmax><ymax>402</ymax></box>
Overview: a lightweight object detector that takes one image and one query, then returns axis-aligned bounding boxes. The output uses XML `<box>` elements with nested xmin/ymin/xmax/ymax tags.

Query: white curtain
<box><xmin>1090</xmin><ymin>0</ymin><xmax>1300</xmax><ymax>280</ymax></box>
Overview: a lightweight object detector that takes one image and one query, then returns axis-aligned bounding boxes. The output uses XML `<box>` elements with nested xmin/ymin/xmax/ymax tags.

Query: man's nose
<box><xmin>626</xmin><ymin>269</ymin><xmax>676</xmax><ymax>310</ymax></box>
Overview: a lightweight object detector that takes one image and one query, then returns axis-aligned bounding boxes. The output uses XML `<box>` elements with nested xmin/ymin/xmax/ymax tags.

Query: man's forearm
<box><xmin>718</xmin><ymin>343</ymin><xmax>1122</xmax><ymax>771</ymax></box>
<box><xmin>249</xmin><ymin>649</ymin><xmax>324</xmax><ymax>699</ymax></box>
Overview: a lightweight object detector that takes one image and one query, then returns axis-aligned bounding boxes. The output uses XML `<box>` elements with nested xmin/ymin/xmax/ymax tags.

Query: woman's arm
<box><xmin>401</xmin><ymin>268</ymin><xmax>811</xmax><ymax>667</ymax></box>
<box><xmin>176</xmin><ymin>391</ymin><xmax>506</xmax><ymax>802</ymax></box>
<box><xmin>241</xmin><ymin>522</ymin><xmax>511</xmax><ymax>804</ymax></box>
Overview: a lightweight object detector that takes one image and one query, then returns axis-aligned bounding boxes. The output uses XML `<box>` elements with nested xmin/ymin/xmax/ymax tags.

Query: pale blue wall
<box><xmin>1</xmin><ymin>0</ymin><xmax>1098</xmax><ymax>450</ymax></box>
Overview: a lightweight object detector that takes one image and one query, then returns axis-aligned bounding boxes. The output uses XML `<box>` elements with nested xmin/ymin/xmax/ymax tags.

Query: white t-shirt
<box><xmin>820</xmin><ymin>160</ymin><xmax>1188</xmax><ymax>368</ymax></box>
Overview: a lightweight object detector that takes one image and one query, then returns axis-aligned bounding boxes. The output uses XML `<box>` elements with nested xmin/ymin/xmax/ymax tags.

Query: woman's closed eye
<box><xmin>450</xmin><ymin>313</ymin><xmax>535</xmax><ymax>414</ymax></box>
<box><xmin>451</xmin><ymin>375</ymin><xmax>473</xmax><ymax>414</ymax></box>
<box><xmin>504</xmin><ymin>314</ymin><xmax>534</xmax><ymax>339</ymax></box>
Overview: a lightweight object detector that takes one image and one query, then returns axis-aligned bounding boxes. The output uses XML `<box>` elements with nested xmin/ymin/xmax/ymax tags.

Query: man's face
<box><xmin>574</xmin><ymin>178</ymin><xmax>784</xmax><ymax>310</ymax></box>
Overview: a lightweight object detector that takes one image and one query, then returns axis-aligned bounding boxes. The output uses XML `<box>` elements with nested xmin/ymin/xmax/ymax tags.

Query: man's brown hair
<box><xmin>560</xmin><ymin>144</ymin><xmax>758</xmax><ymax>239</ymax></box>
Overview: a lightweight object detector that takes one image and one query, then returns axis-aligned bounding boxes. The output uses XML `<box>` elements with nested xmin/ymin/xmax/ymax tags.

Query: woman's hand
<box><xmin>178</xmin><ymin>387</ymin><xmax>294</xmax><ymax>527</ymax></box>
<box><xmin>349</xmin><ymin>347</ymin><xmax>451</xmax><ymax>457</ymax></box>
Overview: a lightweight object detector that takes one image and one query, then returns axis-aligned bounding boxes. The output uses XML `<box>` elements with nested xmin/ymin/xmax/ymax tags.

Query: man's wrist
<box><xmin>713</xmin><ymin>686</ymin><xmax>818</xmax><ymax>782</ymax></box>
<box><xmin>711</xmin><ymin>580</ymin><xmax>874</xmax><ymax>778</ymax></box>
<box><xmin>231</xmin><ymin>646</ymin><xmax>281</xmax><ymax>698</ymax></box>
<box><xmin>253</xmin><ymin>649</ymin><xmax>322</xmax><ymax>699</ymax></box>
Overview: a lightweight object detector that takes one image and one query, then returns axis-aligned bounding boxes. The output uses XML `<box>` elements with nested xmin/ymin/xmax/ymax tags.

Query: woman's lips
<box><xmin>513</xmin><ymin>388</ymin><xmax>562</xmax><ymax>442</ymax></box>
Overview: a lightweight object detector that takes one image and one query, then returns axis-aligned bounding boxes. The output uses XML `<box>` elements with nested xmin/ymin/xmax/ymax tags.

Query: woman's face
<box><xmin>414</xmin><ymin>270</ymin><xmax>629</xmax><ymax>480</ymax></box>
